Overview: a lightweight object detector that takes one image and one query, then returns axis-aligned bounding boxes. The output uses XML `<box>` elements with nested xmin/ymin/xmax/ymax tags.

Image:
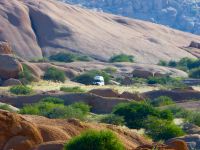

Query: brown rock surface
<box><xmin>0</xmin><ymin>0</ymin><xmax>200</xmax><ymax>63</ymax></box>
<box><xmin>2</xmin><ymin>78</ymin><xmax>22</xmax><ymax>86</ymax></box>
<box><xmin>0</xmin><ymin>55</ymin><xmax>23</xmax><ymax>80</ymax></box>
<box><xmin>0</xmin><ymin>110</ymin><xmax>43</xmax><ymax>150</ymax></box>
<box><xmin>0</xmin><ymin>42</ymin><xmax>12</xmax><ymax>54</ymax></box>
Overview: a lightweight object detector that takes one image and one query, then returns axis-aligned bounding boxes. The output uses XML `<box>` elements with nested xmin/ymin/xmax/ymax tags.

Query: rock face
<box><xmin>189</xmin><ymin>41</ymin><xmax>200</xmax><ymax>49</ymax></box>
<box><xmin>0</xmin><ymin>0</ymin><xmax>200</xmax><ymax>63</ymax></box>
<box><xmin>0</xmin><ymin>111</ymin><xmax>152</xmax><ymax>150</ymax></box>
<box><xmin>64</xmin><ymin>0</ymin><xmax>200</xmax><ymax>35</ymax></box>
<box><xmin>0</xmin><ymin>110</ymin><xmax>43</xmax><ymax>150</ymax></box>
<box><xmin>2</xmin><ymin>78</ymin><xmax>22</xmax><ymax>86</ymax></box>
<box><xmin>0</xmin><ymin>55</ymin><xmax>23</xmax><ymax>80</ymax></box>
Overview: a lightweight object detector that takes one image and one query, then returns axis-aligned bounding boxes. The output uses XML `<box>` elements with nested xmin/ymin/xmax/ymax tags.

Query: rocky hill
<box><xmin>62</xmin><ymin>0</ymin><xmax>200</xmax><ymax>35</ymax></box>
<box><xmin>0</xmin><ymin>0</ymin><xmax>200</xmax><ymax>64</ymax></box>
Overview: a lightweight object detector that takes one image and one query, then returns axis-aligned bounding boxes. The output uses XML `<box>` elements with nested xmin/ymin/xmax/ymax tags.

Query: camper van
<box><xmin>93</xmin><ymin>76</ymin><xmax>105</xmax><ymax>86</ymax></box>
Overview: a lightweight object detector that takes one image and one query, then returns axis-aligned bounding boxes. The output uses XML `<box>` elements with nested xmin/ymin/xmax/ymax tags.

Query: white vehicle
<box><xmin>93</xmin><ymin>76</ymin><xmax>105</xmax><ymax>86</ymax></box>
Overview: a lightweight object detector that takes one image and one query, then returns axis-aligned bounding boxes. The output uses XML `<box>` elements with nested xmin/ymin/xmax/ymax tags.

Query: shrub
<box><xmin>41</xmin><ymin>97</ymin><xmax>64</xmax><ymax>104</ymax></box>
<box><xmin>60</xmin><ymin>86</ymin><xmax>85</xmax><ymax>93</ymax></box>
<box><xmin>20</xmin><ymin>102</ymin><xmax>90</xmax><ymax>120</ymax></box>
<box><xmin>166</xmin><ymin>105</ymin><xmax>191</xmax><ymax>118</ymax></box>
<box><xmin>151</xmin><ymin>96</ymin><xmax>174</xmax><ymax>107</ymax></box>
<box><xmin>168</xmin><ymin>60</ymin><xmax>177</xmax><ymax>67</ymax></box>
<box><xmin>188</xmin><ymin>112</ymin><xmax>200</xmax><ymax>127</ymax></box>
<box><xmin>109</xmin><ymin>54</ymin><xmax>134</xmax><ymax>63</ymax></box>
<box><xmin>74</xmin><ymin>70</ymin><xmax>110</xmax><ymax>85</ymax></box>
<box><xmin>49</xmin><ymin>52</ymin><xmax>90</xmax><ymax>62</ymax></box>
<box><xmin>145</xmin><ymin>116</ymin><xmax>185</xmax><ymax>141</ymax></box>
<box><xmin>103</xmin><ymin>67</ymin><xmax>117</xmax><ymax>74</ymax></box>
<box><xmin>19</xmin><ymin>64</ymin><xmax>35</xmax><ymax>83</ymax></box>
<box><xmin>101</xmin><ymin>114</ymin><xmax>125</xmax><ymax>126</ymax></box>
<box><xmin>64</xmin><ymin>130</ymin><xmax>125</xmax><ymax>150</ymax></box>
<box><xmin>10</xmin><ymin>85</ymin><xmax>33</xmax><ymax>95</ymax></box>
<box><xmin>44</xmin><ymin>67</ymin><xmax>66</xmax><ymax>82</ymax></box>
<box><xmin>189</xmin><ymin>67</ymin><xmax>200</xmax><ymax>79</ymax></box>
<box><xmin>0</xmin><ymin>104</ymin><xmax>14</xmax><ymax>112</ymax></box>
<box><xmin>158</xmin><ymin>60</ymin><xmax>167</xmax><ymax>66</ymax></box>
<box><xmin>113</xmin><ymin>102</ymin><xmax>173</xmax><ymax>129</ymax></box>
<box><xmin>70</xmin><ymin>102</ymin><xmax>91</xmax><ymax>115</ymax></box>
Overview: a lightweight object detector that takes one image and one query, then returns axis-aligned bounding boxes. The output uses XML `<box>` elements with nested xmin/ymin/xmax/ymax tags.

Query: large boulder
<box><xmin>167</xmin><ymin>134</ymin><xmax>200</xmax><ymax>150</ymax></box>
<box><xmin>0</xmin><ymin>42</ymin><xmax>12</xmax><ymax>54</ymax></box>
<box><xmin>0</xmin><ymin>55</ymin><xmax>23</xmax><ymax>80</ymax></box>
<box><xmin>189</xmin><ymin>41</ymin><xmax>200</xmax><ymax>49</ymax></box>
<box><xmin>2</xmin><ymin>78</ymin><xmax>22</xmax><ymax>86</ymax></box>
<box><xmin>0</xmin><ymin>110</ymin><xmax>43</xmax><ymax>150</ymax></box>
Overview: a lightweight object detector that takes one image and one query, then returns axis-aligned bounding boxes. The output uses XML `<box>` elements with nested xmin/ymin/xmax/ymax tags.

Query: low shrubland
<box><xmin>49</xmin><ymin>52</ymin><xmax>90</xmax><ymax>63</ymax></box>
<box><xmin>60</xmin><ymin>86</ymin><xmax>85</xmax><ymax>93</ymax></box>
<box><xmin>109</xmin><ymin>54</ymin><xmax>134</xmax><ymax>63</ymax></box>
<box><xmin>151</xmin><ymin>96</ymin><xmax>174</xmax><ymax>107</ymax></box>
<box><xmin>44</xmin><ymin>67</ymin><xmax>66</xmax><ymax>83</ymax></box>
<box><xmin>64</xmin><ymin>130</ymin><xmax>125</xmax><ymax>150</ymax></box>
<box><xmin>19</xmin><ymin>64</ymin><xmax>35</xmax><ymax>84</ymax></box>
<box><xmin>100</xmin><ymin>114</ymin><xmax>125</xmax><ymax>126</ymax></box>
<box><xmin>20</xmin><ymin>99</ymin><xmax>90</xmax><ymax>120</ymax></box>
<box><xmin>10</xmin><ymin>85</ymin><xmax>33</xmax><ymax>95</ymax></box>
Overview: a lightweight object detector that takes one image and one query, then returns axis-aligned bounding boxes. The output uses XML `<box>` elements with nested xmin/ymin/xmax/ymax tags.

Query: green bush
<box><xmin>74</xmin><ymin>70</ymin><xmax>110</xmax><ymax>85</ymax></box>
<box><xmin>0</xmin><ymin>104</ymin><xmax>14</xmax><ymax>112</ymax></box>
<box><xmin>189</xmin><ymin>67</ymin><xmax>200</xmax><ymax>79</ymax></box>
<box><xmin>188</xmin><ymin>112</ymin><xmax>200</xmax><ymax>127</ymax></box>
<box><xmin>113</xmin><ymin>102</ymin><xmax>173</xmax><ymax>129</ymax></box>
<box><xmin>41</xmin><ymin>97</ymin><xmax>64</xmax><ymax>104</ymax></box>
<box><xmin>64</xmin><ymin>130</ymin><xmax>125</xmax><ymax>150</ymax></box>
<box><xmin>19</xmin><ymin>64</ymin><xmax>35</xmax><ymax>83</ymax></box>
<box><xmin>101</xmin><ymin>114</ymin><xmax>125</xmax><ymax>126</ymax></box>
<box><xmin>20</xmin><ymin>102</ymin><xmax>90</xmax><ymax>120</ymax></box>
<box><xmin>158</xmin><ymin>60</ymin><xmax>167</xmax><ymax>66</ymax></box>
<box><xmin>151</xmin><ymin>96</ymin><xmax>174</xmax><ymax>107</ymax></box>
<box><xmin>49</xmin><ymin>52</ymin><xmax>90</xmax><ymax>62</ymax></box>
<box><xmin>60</xmin><ymin>86</ymin><xmax>85</xmax><ymax>93</ymax></box>
<box><xmin>10</xmin><ymin>85</ymin><xmax>33</xmax><ymax>95</ymax></box>
<box><xmin>168</xmin><ymin>60</ymin><xmax>177</xmax><ymax>67</ymax></box>
<box><xmin>103</xmin><ymin>67</ymin><xmax>117</xmax><ymax>74</ymax></box>
<box><xmin>165</xmin><ymin>105</ymin><xmax>191</xmax><ymax>118</ymax></box>
<box><xmin>145</xmin><ymin>116</ymin><xmax>185</xmax><ymax>141</ymax></box>
<box><xmin>109</xmin><ymin>54</ymin><xmax>134</xmax><ymax>63</ymax></box>
<box><xmin>44</xmin><ymin>67</ymin><xmax>66</xmax><ymax>82</ymax></box>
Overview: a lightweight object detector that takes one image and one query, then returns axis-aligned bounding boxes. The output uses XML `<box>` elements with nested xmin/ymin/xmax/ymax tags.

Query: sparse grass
<box><xmin>60</xmin><ymin>86</ymin><xmax>86</xmax><ymax>93</ymax></box>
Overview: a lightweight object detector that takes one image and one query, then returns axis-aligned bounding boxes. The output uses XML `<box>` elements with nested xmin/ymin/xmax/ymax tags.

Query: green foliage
<box><xmin>44</xmin><ymin>67</ymin><xmax>66</xmax><ymax>83</ymax></box>
<box><xmin>109</xmin><ymin>54</ymin><xmax>134</xmax><ymax>63</ymax></box>
<box><xmin>49</xmin><ymin>52</ymin><xmax>90</xmax><ymax>63</ymax></box>
<box><xmin>70</xmin><ymin>102</ymin><xmax>91</xmax><ymax>115</ymax></box>
<box><xmin>165</xmin><ymin>105</ymin><xmax>191</xmax><ymax>118</ymax></box>
<box><xmin>60</xmin><ymin>86</ymin><xmax>85</xmax><ymax>93</ymax></box>
<box><xmin>41</xmin><ymin>97</ymin><xmax>64</xmax><ymax>104</ymax></box>
<box><xmin>64</xmin><ymin>130</ymin><xmax>125</xmax><ymax>150</ymax></box>
<box><xmin>74</xmin><ymin>70</ymin><xmax>110</xmax><ymax>85</ymax></box>
<box><xmin>151</xmin><ymin>96</ymin><xmax>174</xmax><ymax>107</ymax></box>
<box><xmin>188</xmin><ymin>112</ymin><xmax>200</xmax><ymax>127</ymax></box>
<box><xmin>10</xmin><ymin>85</ymin><xmax>33</xmax><ymax>95</ymax></box>
<box><xmin>168</xmin><ymin>60</ymin><xmax>177</xmax><ymax>67</ymax></box>
<box><xmin>158</xmin><ymin>60</ymin><xmax>167</xmax><ymax>66</ymax></box>
<box><xmin>103</xmin><ymin>67</ymin><xmax>117</xmax><ymax>74</ymax></box>
<box><xmin>101</xmin><ymin>114</ymin><xmax>125</xmax><ymax>126</ymax></box>
<box><xmin>20</xmin><ymin>102</ymin><xmax>90</xmax><ymax>120</ymax></box>
<box><xmin>0</xmin><ymin>104</ymin><xmax>14</xmax><ymax>112</ymax></box>
<box><xmin>145</xmin><ymin>116</ymin><xmax>185</xmax><ymax>141</ymax></box>
<box><xmin>19</xmin><ymin>64</ymin><xmax>35</xmax><ymax>83</ymax></box>
<box><xmin>113</xmin><ymin>102</ymin><xmax>173</xmax><ymax>129</ymax></box>
<box><xmin>189</xmin><ymin>67</ymin><xmax>200</xmax><ymax>79</ymax></box>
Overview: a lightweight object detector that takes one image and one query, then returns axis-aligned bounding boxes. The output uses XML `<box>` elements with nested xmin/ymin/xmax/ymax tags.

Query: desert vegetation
<box><xmin>44</xmin><ymin>67</ymin><xmax>66</xmax><ymax>83</ymax></box>
<box><xmin>109</xmin><ymin>54</ymin><xmax>135</xmax><ymax>63</ymax></box>
<box><xmin>64</xmin><ymin>130</ymin><xmax>125</xmax><ymax>150</ymax></box>
<box><xmin>49</xmin><ymin>52</ymin><xmax>91</xmax><ymax>62</ymax></box>
<box><xmin>10</xmin><ymin>85</ymin><xmax>33</xmax><ymax>95</ymax></box>
<box><xmin>60</xmin><ymin>86</ymin><xmax>85</xmax><ymax>93</ymax></box>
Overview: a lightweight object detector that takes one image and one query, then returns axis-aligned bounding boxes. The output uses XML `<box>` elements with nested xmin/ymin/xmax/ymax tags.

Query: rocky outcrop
<box><xmin>0</xmin><ymin>111</ymin><xmax>152</xmax><ymax>150</ymax></box>
<box><xmin>64</xmin><ymin>0</ymin><xmax>200</xmax><ymax>35</ymax></box>
<box><xmin>0</xmin><ymin>42</ymin><xmax>12</xmax><ymax>54</ymax></box>
<box><xmin>0</xmin><ymin>110</ymin><xmax>43</xmax><ymax>150</ymax></box>
<box><xmin>0</xmin><ymin>0</ymin><xmax>200</xmax><ymax>63</ymax></box>
<box><xmin>2</xmin><ymin>78</ymin><xmax>22</xmax><ymax>86</ymax></box>
<box><xmin>0</xmin><ymin>55</ymin><xmax>23</xmax><ymax>80</ymax></box>
<box><xmin>189</xmin><ymin>41</ymin><xmax>200</xmax><ymax>49</ymax></box>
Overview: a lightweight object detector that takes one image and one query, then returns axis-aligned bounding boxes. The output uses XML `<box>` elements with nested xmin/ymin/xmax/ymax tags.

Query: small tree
<box><xmin>189</xmin><ymin>67</ymin><xmax>200</xmax><ymax>79</ymax></box>
<box><xmin>44</xmin><ymin>67</ymin><xmax>66</xmax><ymax>82</ymax></box>
<box><xmin>109</xmin><ymin>54</ymin><xmax>134</xmax><ymax>63</ymax></box>
<box><xmin>64</xmin><ymin>130</ymin><xmax>125</xmax><ymax>150</ymax></box>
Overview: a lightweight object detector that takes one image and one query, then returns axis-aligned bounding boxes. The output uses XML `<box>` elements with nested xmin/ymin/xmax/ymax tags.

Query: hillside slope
<box><xmin>0</xmin><ymin>0</ymin><xmax>200</xmax><ymax>63</ymax></box>
<box><xmin>63</xmin><ymin>0</ymin><xmax>200</xmax><ymax>35</ymax></box>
